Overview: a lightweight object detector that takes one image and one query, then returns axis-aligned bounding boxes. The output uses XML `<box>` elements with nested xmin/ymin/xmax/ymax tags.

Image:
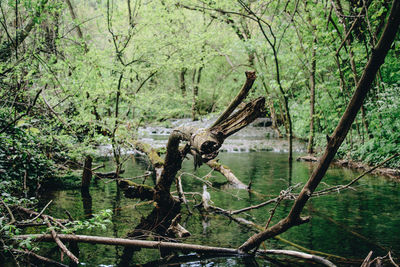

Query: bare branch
<box><xmin>212</xmin><ymin>71</ymin><xmax>257</xmax><ymax>127</ymax></box>
<box><xmin>15</xmin><ymin>234</ymin><xmax>335</xmax><ymax>266</ymax></box>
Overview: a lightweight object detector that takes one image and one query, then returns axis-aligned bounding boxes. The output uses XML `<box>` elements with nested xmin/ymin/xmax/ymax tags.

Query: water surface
<box><xmin>39</xmin><ymin>151</ymin><xmax>400</xmax><ymax>266</ymax></box>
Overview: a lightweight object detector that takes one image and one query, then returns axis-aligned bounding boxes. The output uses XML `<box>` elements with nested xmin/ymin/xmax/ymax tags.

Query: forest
<box><xmin>1</xmin><ymin>0</ymin><xmax>400</xmax><ymax>266</ymax></box>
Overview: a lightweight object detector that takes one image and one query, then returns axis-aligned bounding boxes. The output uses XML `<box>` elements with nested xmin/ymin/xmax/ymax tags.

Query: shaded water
<box><xmin>38</xmin><ymin>151</ymin><xmax>400</xmax><ymax>266</ymax></box>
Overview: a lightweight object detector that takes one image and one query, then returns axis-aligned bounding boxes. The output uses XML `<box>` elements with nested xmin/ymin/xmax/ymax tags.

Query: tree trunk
<box><xmin>307</xmin><ymin>35</ymin><xmax>317</xmax><ymax>154</ymax></box>
<box><xmin>81</xmin><ymin>155</ymin><xmax>92</xmax><ymax>191</ymax></box>
<box><xmin>180</xmin><ymin>67</ymin><xmax>187</xmax><ymax>96</ymax></box>
<box><xmin>192</xmin><ymin>67</ymin><xmax>203</xmax><ymax>121</ymax></box>
<box><xmin>65</xmin><ymin>0</ymin><xmax>87</xmax><ymax>51</ymax></box>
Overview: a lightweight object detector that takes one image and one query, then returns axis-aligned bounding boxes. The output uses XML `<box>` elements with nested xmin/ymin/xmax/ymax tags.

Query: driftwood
<box><xmin>258</xmin><ymin>249</ymin><xmax>336</xmax><ymax>267</ymax></box>
<box><xmin>206</xmin><ymin>159</ymin><xmax>248</xmax><ymax>189</ymax></box>
<box><xmin>166</xmin><ymin>214</ymin><xmax>191</xmax><ymax>238</ymax></box>
<box><xmin>15</xmin><ymin>234</ymin><xmax>336</xmax><ymax>266</ymax></box>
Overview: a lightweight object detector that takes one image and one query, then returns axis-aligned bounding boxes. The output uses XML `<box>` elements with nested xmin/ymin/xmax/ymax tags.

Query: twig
<box><xmin>264</xmin><ymin>196</ymin><xmax>283</xmax><ymax>230</ymax></box>
<box><xmin>0</xmin><ymin>198</ymin><xmax>16</xmax><ymax>224</ymax></box>
<box><xmin>176</xmin><ymin>174</ymin><xmax>192</xmax><ymax>214</ymax></box>
<box><xmin>11</xmin><ymin>249</ymin><xmax>68</xmax><ymax>267</ymax></box>
<box><xmin>42</xmin><ymin>93</ymin><xmax>73</xmax><ymax>131</ymax></box>
<box><xmin>389</xmin><ymin>251</ymin><xmax>399</xmax><ymax>267</ymax></box>
<box><xmin>135</xmin><ymin>71</ymin><xmax>157</xmax><ymax>94</ymax></box>
<box><xmin>335</xmin><ymin>7</ymin><xmax>364</xmax><ymax>55</ymax></box>
<box><xmin>14</xmin><ymin>206</ymin><xmax>68</xmax><ymax>224</ymax></box>
<box><xmin>26</xmin><ymin>200</ymin><xmax>52</xmax><ymax>223</ymax></box>
<box><xmin>230</xmin><ymin>198</ymin><xmax>279</xmax><ymax>215</ymax></box>
<box><xmin>313</xmin><ymin>153</ymin><xmax>399</xmax><ymax>196</ymax></box>
<box><xmin>231</xmin><ymin>184</ymin><xmax>300</xmax><ymax>215</ymax></box>
<box><xmin>104</xmin><ymin>171</ymin><xmax>151</xmax><ymax>184</ymax></box>
<box><xmin>91</xmin><ymin>164</ymin><xmax>105</xmax><ymax>171</ymax></box>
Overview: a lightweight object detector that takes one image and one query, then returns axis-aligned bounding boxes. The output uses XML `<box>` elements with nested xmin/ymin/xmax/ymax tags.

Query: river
<box><xmin>37</xmin><ymin>148</ymin><xmax>400</xmax><ymax>266</ymax></box>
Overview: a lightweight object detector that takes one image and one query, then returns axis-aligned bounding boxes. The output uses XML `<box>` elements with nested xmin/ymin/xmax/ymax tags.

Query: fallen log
<box><xmin>258</xmin><ymin>249</ymin><xmax>336</xmax><ymax>267</ymax></box>
<box><xmin>206</xmin><ymin>159</ymin><xmax>248</xmax><ymax>189</ymax></box>
<box><xmin>16</xmin><ymin>234</ymin><xmax>239</xmax><ymax>254</ymax></box>
<box><xmin>14</xmin><ymin>234</ymin><xmax>336</xmax><ymax>266</ymax></box>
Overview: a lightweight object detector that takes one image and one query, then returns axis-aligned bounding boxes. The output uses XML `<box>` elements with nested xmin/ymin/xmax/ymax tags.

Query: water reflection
<box><xmin>39</xmin><ymin>151</ymin><xmax>400</xmax><ymax>266</ymax></box>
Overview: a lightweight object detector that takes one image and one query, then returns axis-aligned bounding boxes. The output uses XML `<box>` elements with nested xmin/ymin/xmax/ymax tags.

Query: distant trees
<box><xmin>1</xmin><ymin>0</ymin><xmax>398</xmax><ymax>168</ymax></box>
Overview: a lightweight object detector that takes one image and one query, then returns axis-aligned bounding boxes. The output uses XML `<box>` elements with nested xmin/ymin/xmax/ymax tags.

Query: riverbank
<box><xmin>298</xmin><ymin>155</ymin><xmax>400</xmax><ymax>179</ymax></box>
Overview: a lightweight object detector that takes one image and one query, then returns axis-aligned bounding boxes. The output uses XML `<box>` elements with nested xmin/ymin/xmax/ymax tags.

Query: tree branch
<box><xmin>212</xmin><ymin>71</ymin><xmax>257</xmax><ymax>127</ymax></box>
<box><xmin>15</xmin><ymin>234</ymin><xmax>335</xmax><ymax>266</ymax></box>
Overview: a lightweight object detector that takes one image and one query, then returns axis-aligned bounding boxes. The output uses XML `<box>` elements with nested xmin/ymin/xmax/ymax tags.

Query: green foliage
<box><xmin>343</xmin><ymin>85</ymin><xmax>400</xmax><ymax>168</ymax></box>
<box><xmin>62</xmin><ymin>209</ymin><xmax>112</xmax><ymax>234</ymax></box>
<box><xmin>0</xmin><ymin>111</ymin><xmax>55</xmax><ymax>195</ymax></box>
<box><xmin>0</xmin><ymin>196</ymin><xmax>39</xmax><ymax>253</ymax></box>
